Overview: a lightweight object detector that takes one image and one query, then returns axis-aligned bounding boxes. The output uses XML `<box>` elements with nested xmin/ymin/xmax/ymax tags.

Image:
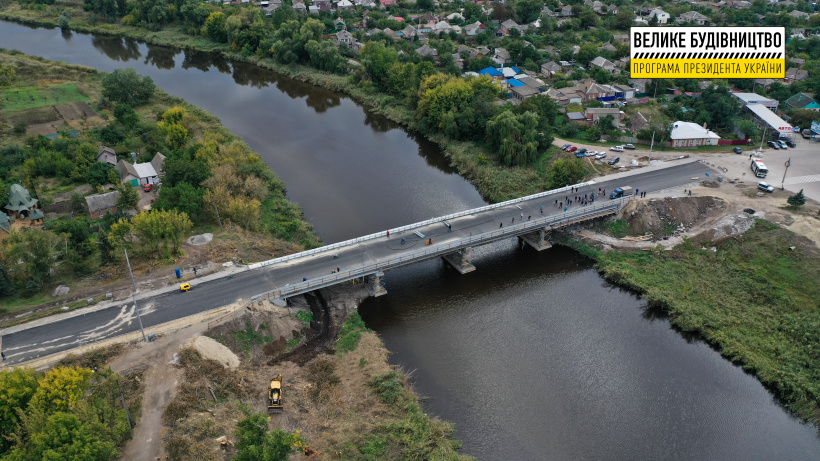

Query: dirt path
<box><xmin>110</xmin><ymin>322</ymin><xmax>212</xmax><ymax>461</ymax></box>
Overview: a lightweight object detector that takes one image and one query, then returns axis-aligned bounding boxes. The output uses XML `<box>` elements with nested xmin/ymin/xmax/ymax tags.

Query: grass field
<box><xmin>1</xmin><ymin>83</ymin><xmax>89</xmax><ymax>110</ymax></box>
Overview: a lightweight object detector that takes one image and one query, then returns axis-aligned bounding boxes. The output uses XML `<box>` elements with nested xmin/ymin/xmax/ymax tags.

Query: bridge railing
<box><xmin>249</xmin><ymin>181</ymin><xmax>601</xmax><ymax>270</ymax></box>
<box><xmin>252</xmin><ymin>197</ymin><xmax>628</xmax><ymax>299</ymax></box>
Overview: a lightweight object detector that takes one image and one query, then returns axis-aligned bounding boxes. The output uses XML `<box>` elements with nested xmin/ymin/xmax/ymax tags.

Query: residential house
<box><xmin>789</xmin><ymin>56</ymin><xmax>807</xmax><ymax>68</ymax></box>
<box><xmin>500</xmin><ymin>66</ymin><xmax>522</xmax><ymax>78</ymax></box>
<box><xmin>452</xmin><ymin>53</ymin><xmax>465</xmax><ymax>70</ymax></box>
<box><xmin>292</xmin><ymin>0</ymin><xmax>307</xmax><ymax>12</ymax></box>
<box><xmin>648</xmin><ymin>8</ymin><xmax>670</xmax><ymax>23</ymax></box>
<box><xmin>540</xmin><ymin>61</ymin><xmax>562</xmax><ymax>77</ymax></box>
<box><xmin>584</xmin><ymin>107</ymin><xmax>624</xmax><ymax>125</ymax></box>
<box><xmin>493</xmin><ymin>48</ymin><xmax>512</xmax><ymax>65</ymax></box>
<box><xmin>317</xmin><ymin>2</ymin><xmax>332</xmax><ymax>12</ymax></box>
<box><xmin>464</xmin><ymin>21</ymin><xmax>486</xmax><ymax>36</ymax></box>
<box><xmin>511</xmin><ymin>85</ymin><xmax>540</xmax><ymax>101</ymax></box>
<box><xmin>567</xmin><ymin>112</ymin><xmax>589</xmax><ymax>124</ymax></box>
<box><xmin>265</xmin><ymin>0</ymin><xmax>283</xmax><ymax>13</ymax></box>
<box><xmin>308</xmin><ymin>5</ymin><xmax>320</xmax><ymax>13</ymax></box>
<box><xmin>753</xmin><ymin>78</ymin><xmax>777</xmax><ymax>88</ymax></box>
<box><xmin>589</xmin><ymin>56</ymin><xmax>620</xmax><ymax>74</ymax></box>
<box><xmin>336</xmin><ymin>0</ymin><xmax>353</xmax><ymax>8</ymax></box>
<box><xmin>0</xmin><ymin>211</ymin><xmax>9</xmax><ymax>239</ymax></box>
<box><xmin>789</xmin><ymin>10</ymin><xmax>810</xmax><ymax>20</ymax></box>
<box><xmin>4</xmin><ymin>184</ymin><xmax>44</xmax><ymax>227</ymax></box>
<box><xmin>670</xmin><ymin>121</ymin><xmax>721</xmax><ymax>147</ymax></box>
<box><xmin>785</xmin><ymin>92</ymin><xmax>820</xmax><ymax>111</ymax></box>
<box><xmin>334</xmin><ymin>17</ymin><xmax>346</xmax><ymax>30</ymax></box>
<box><xmin>544</xmin><ymin>88</ymin><xmax>583</xmax><ymax>105</ymax></box>
<box><xmin>613</xmin><ymin>84</ymin><xmax>635</xmax><ymax>99</ymax></box>
<box><xmin>447</xmin><ymin>12</ymin><xmax>465</xmax><ymax>22</ymax></box>
<box><xmin>631</xmin><ymin>111</ymin><xmax>650</xmax><ymax>134</ymax></box>
<box><xmin>416</xmin><ymin>44</ymin><xmax>439</xmax><ymax>60</ymax></box>
<box><xmin>559</xmin><ymin>5</ymin><xmax>574</xmax><ymax>16</ymax></box>
<box><xmin>335</xmin><ymin>30</ymin><xmax>362</xmax><ymax>50</ymax></box>
<box><xmin>380</xmin><ymin>0</ymin><xmax>397</xmax><ymax>7</ymax></box>
<box><xmin>629</xmin><ymin>78</ymin><xmax>649</xmax><ymax>94</ymax></box>
<box><xmin>571</xmin><ymin>80</ymin><xmax>614</xmax><ymax>101</ymax></box>
<box><xmin>516</xmin><ymin>75</ymin><xmax>545</xmax><ymax>92</ymax></box>
<box><xmin>401</xmin><ymin>25</ymin><xmax>418</xmax><ymax>39</ymax></box>
<box><xmin>116</xmin><ymin>153</ymin><xmax>164</xmax><ymax>186</ymax></box>
<box><xmin>500</xmin><ymin>19</ymin><xmax>526</xmax><ymax>35</ymax></box>
<box><xmin>675</xmin><ymin>10</ymin><xmax>709</xmax><ymax>24</ymax></box>
<box><xmin>599</xmin><ymin>42</ymin><xmax>617</xmax><ymax>53</ymax></box>
<box><xmin>784</xmin><ymin>67</ymin><xmax>809</xmax><ymax>82</ymax></box>
<box><xmin>478</xmin><ymin>66</ymin><xmax>505</xmax><ymax>81</ymax></box>
<box><xmin>96</xmin><ymin>146</ymin><xmax>117</xmax><ymax>166</ymax></box>
<box><xmin>85</xmin><ymin>191</ymin><xmax>120</xmax><ymax>220</ymax></box>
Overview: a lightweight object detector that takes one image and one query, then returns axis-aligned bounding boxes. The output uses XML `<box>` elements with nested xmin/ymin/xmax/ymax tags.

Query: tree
<box><xmin>153</xmin><ymin>182</ymin><xmax>204</xmax><ymax>220</ymax></box>
<box><xmin>179</xmin><ymin>0</ymin><xmax>210</xmax><ymax>28</ymax></box>
<box><xmin>578</xmin><ymin>9</ymin><xmax>599</xmax><ymax>28</ymax></box>
<box><xmin>787</xmin><ymin>109</ymin><xmax>818</xmax><ymax>131</ymax></box>
<box><xmin>360</xmin><ymin>42</ymin><xmax>398</xmax><ymax>91</ymax></box>
<box><xmin>515</xmin><ymin>0</ymin><xmax>544</xmax><ymax>23</ymax></box>
<box><xmin>113</xmin><ymin>103</ymin><xmax>139</xmax><ymax>127</ymax></box>
<box><xmin>486</xmin><ymin>111</ymin><xmax>541</xmax><ymax>166</ymax></box>
<box><xmin>50</xmin><ymin>219</ymin><xmax>94</xmax><ymax>257</ymax></box>
<box><xmin>417</xmin><ymin>0</ymin><xmax>434</xmax><ymax>10</ymax></box>
<box><xmin>129</xmin><ymin>209</ymin><xmax>193</xmax><ymax>257</ymax></box>
<box><xmin>615</xmin><ymin>9</ymin><xmax>635</xmax><ymax>30</ymax></box>
<box><xmin>203</xmin><ymin>12</ymin><xmax>228</xmax><ymax>43</ymax></box>
<box><xmin>86</xmin><ymin>162</ymin><xmax>117</xmax><ymax>188</ymax></box>
<box><xmin>116</xmin><ymin>182</ymin><xmax>139</xmax><ymax>210</ymax></box>
<box><xmin>0</xmin><ymin>65</ymin><xmax>16</xmax><ymax>87</ymax></box>
<box><xmin>83</xmin><ymin>0</ymin><xmax>128</xmax><ymax>21</ymax></box>
<box><xmin>576</xmin><ymin>43</ymin><xmax>598</xmax><ymax>66</ymax></box>
<box><xmin>735</xmin><ymin>119</ymin><xmax>760</xmax><ymax>142</ymax></box>
<box><xmin>549</xmin><ymin>158</ymin><xmax>586</xmax><ymax>188</ymax></box>
<box><xmin>0</xmin><ymin>263</ymin><xmax>14</xmax><ymax>299</ymax></box>
<box><xmin>0</xmin><ymin>368</ymin><xmax>40</xmax><ymax>453</ymax></box>
<box><xmin>787</xmin><ymin>189</ymin><xmax>806</xmax><ymax>208</ymax></box>
<box><xmin>234</xmin><ymin>412</ymin><xmax>303</xmax><ymax>461</ymax></box>
<box><xmin>58</xmin><ymin>11</ymin><xmax>71</xmax><ymax>29</ymax></box>
<box><xmin>101</xmin><ymin>68</ymin><xmax>155</xmax><ymax>107</ymax></box>
<box><xmin>29</xmin><ymin>367</ymin><xmax>92</xmax><ymax>414</ymax></box>
<box><xmin>2</xmin><ymin>229</ymin><xmax>69</xmax><ymax>288</ymax></box>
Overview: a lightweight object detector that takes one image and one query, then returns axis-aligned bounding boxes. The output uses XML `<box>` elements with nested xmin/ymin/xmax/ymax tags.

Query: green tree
<box><xmin>305</xmin><ymin>40</ymin><xmax>345</xmax><ymax>73</ymax></box>
<box><xmin>82</xmin><ymin>0</ymin><xmax>128</xmax><ymax>21</ymax></box>
<box><xmin>787</xmin><ymin>189</ymin><xmax>806</xmax><ymax>208</ymax></box>
<box><xmin>202</xmin><ymin>12</ymin><xmax>228</xmax><ymax>43</ymax></box>
<box><xmin>0</xmin><ymin>368</ymin><xmax>41</xmax><ymax>453</ymax></box>
<box><xmin>58</xmin><ymin>11</ymin><xmax>71</xmax><ymax>29</ymax></box>
<box><xmin>486</xmin><ymin>111</ymin><xmax>541</xmax><ymax>166</ymax></box>
<box><xmin>101</xmin><ymin>68</ymin><xmax>155</xmax><ymax>107</ymax></box>
<box><xmin>576</xmin><ymin>43</ymin><xmax>598</xmax><ymax>66</ymax></box>
<box><xmin>515</xmin><ymin>0</ymin><xmax>545</xmax><ymax>23</ymax></box>
<box><xmin>0</xmin><ymin>263</ymin><xmax>14</xmax><ymax>299</ymax></box>
<box><xmin>234</xmin><ymin>412</ymin><xmax>303</xmax><ymax>461</ymax></box>
<box><xmin>615</xmin><ymin>9</ymin><xmax>635</xmax><ymax>29</ymax></box>
<box><xmin>116</xmin><ymin>182</ymin><xmax>139</xmax><ymax>210</ymax></box>
<box><xmin>153</xmin><ymin>182</ymin><xmax>204</xmax><ymax>220</ymax></box>
<box><xmin>578</xmin><ymin>9</ymin><xmax>598</xmax><ymax>28</ymax></box>
<box><xmin>113</xmin><ymin>103</ymin><xmax>139</xmax><ymax>127</ymax></box>
<box><xmin>360</xmin><ymin>42</ymin><xmax>398</xmax><ymax>91</ymax></box>
<box><xmin>130</xmin><ymin>209</ymin><xmax>193</xmax><ymax>257</ymax></box>
<box><xmin>50</xmin><ymin>219</ymin><xmax>94</xmax><ymax>257</ymax></box>
<box><xmin>2</xmin><ymin>229</ymin><xmax>69</xmax><ymax>288</ymax></box>
<box><xmin>735</xmin><ymin>119</ymin><xmax>760</xmax><ymax>142</ymax></box>
<box><xmin>179</xmin><ymin>0</ymin><xmax>210</xmax><ymax>28</ymax></box>
<box><xmin>787</xmin><ymin>109</ymin><xmax>818</xmax><ymax>130</ymax></box>
<box><xmin>0</xmin><ymin>64</ymin><xmax>16</xmax><ymax>87</ymax></box>
<box><xmin>549</xmin><ymin>158</ymin><xmax>586</xmax><ymax>188</ymax></box>
<box><xmin>87</xmin><ymin>162</ymin><xmax>117</xmax><ymax>188</ymax></box>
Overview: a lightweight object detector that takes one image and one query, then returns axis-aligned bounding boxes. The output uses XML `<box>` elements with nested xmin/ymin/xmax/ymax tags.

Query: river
<box><xmin>1</xmin><ymin>21</ymin><xmax>818</xmax><ymax>460</ymax></box>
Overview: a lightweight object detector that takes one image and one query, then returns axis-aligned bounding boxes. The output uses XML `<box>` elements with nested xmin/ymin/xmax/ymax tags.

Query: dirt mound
<box><xmin>620</xmin><ymin>196</ymin><xmax>726</xmax><ymax>237</ymax></box>
<box><xmin>187</xmin><ymin>233</ymin><xmax>213</xmax><ymax>245</ymax></box>
<box><xmin>185</xmin><ymin>336</ymin><xmax>240</xmax><ymax>369</ymax></box>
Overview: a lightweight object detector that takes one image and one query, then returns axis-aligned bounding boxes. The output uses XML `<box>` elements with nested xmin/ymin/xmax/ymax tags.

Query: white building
<box><xmin>670</xmin><ymin>121</ymin><xmax>721</xmax><ymax>147</ymax></box>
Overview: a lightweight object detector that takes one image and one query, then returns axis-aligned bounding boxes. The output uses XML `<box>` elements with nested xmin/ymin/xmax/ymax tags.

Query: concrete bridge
<box><xmin>247</xmin><ymin>159</ymin><xmax>707</xmax><ymax>302</ymax></box>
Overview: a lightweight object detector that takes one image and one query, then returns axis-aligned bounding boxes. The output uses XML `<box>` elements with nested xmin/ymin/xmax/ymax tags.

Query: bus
<box><xmin>751</xmin><ymin>159</ymin><xmax>768</xmax><ymax>178</ymax></box>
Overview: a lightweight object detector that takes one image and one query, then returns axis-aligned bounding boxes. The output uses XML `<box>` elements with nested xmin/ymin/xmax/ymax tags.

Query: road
<box><xmin>1</xmin><ymin>160</ymin><xmax>714</xmax><ymax>365</ymax></box>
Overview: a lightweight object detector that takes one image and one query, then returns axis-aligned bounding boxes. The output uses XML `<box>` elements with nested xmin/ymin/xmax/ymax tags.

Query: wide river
<box><xmin>2</xmin><ymin>21</ymin><xmax>818</xmax><ymax>460</ymax></box>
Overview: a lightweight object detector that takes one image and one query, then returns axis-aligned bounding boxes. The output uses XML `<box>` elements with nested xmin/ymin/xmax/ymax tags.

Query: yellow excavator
<box><xmin>268</xmin><ymin>375</ymin><xmax>283</xmax><ymax>412</ymax></box>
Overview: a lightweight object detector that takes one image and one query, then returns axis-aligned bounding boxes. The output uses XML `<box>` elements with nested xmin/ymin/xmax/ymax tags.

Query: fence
<box><xmin>249</xmin><ymin>197</ymin><xmax>630</xmax><ymax>300</ymax></box>
<box><xmin>717</xmin><ymin>139</ymin><xmax>751</xmax><ymax>146</ymax></box>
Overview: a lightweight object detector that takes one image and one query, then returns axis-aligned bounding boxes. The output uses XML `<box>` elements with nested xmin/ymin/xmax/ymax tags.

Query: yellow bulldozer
<box><xmin>268</xmin><ymin>375</ymin><xmax>283</xmax><ymax>412</ymax></box>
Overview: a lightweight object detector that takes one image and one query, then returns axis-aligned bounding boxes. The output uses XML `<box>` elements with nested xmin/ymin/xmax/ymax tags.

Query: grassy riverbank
<box><xmin>567</xmin><ymin>220</ymin><xmax>820</xmax><ymax>427</ymax></box>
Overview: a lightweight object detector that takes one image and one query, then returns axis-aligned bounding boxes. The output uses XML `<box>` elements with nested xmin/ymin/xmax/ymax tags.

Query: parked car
<box><xmin>733</xmin><ymin>147</ymin><xmax>743</xmax><ymax>154</ymax></box>
<box><xmin>785</xmin><ymin>139</ymin><xmax>796</xmax><ymax>148</ymax></box>
<box><xmin>767</xmin><ymin>141</ymin><xmax>780</xmax><ymax>149</ymax></box>
<box><xmin>576</xmin><ymin>148</ymin><xmax>587</xmax><ymax>155</ymax></box>
<box><xmin>585</xmin><ymin>150</ymin><xmax>597</xmax><ymax>157</ymax></box>
<box><xmin>623</xmin><ymin>144</ymin><xmax>636</xmax><ymax>150</ymax></box>
<box><xmin>610</xmin><ymin>146</ymin><xmax>624</xmax><ymax>152</ymax></box>
<box><xmin>608</xmin><ymin>156</ymin><xmax>620</xmax><ymax>165</ymax></box>
<box><xmin>561</xmin><ymin>143</ymin><xmax>571</xmax><ymax>150</ymax></box>
<box><xmin>143</xmin><ymin>183</ymin><xmax>152</xmax><ymax>192</ymax></box>
<box><xmin>777</xmin><ymin>140</ymin><xmax>788</xmax><ymax>149</ymax></box>
<box><xmin>595</xmin><ymin>152</ymin><xmax>607</xmax><ymax>159</ymax></box>
<box><xmin>757</xmin><ymin>182</ymin><xmax>775</xmax><ymax>193</ymax></box>
<box><xmin>575</xmin><ymin>152</ymin><xmax>586</xmax><ymax>158</ymax></box>
<box><xmin>568</xmin><ymin>146</ymin><xmax>578</xmax><ymax>152</ymax></box>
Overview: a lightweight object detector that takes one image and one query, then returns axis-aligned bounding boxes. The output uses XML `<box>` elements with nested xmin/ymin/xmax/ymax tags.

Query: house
<box><xmin>85</xmin><ymin>191</ymin><xmax>120</xmax><ymax>220</ymax></box>
<box><xmin>493</xmin><ymin>48</ymin><xmax>512</xmax><ymax>65</ymax></box>
<box><xmin>447</xmin><ymin>12</ymin><xmax>465</xmax><ymax>22</ymax></box>
<box><xmin>400</xmin><ymin>25</ymin><xmax>418</xmax><ymax>39</ymax></box>
<box><xmin>116</xmin><ymin>153</ymin><xmax>164</xmax><ymax>186</ymax></box>
<box><xmin>478</xmin><ymin>66</ymin><xmax>505</xmax><ymax>81</ymax></box>
<box><xmin>380</xmin><ymin>0</ymin><xmax>397</xmax><ymax>7</ymax></box>
<box><xmin>589</xmin><ymin>56</ymin><xmax>620</xmax><ymax>74</ymax></box>
<box><xmin>500</xmin><ymin>19</ymin><xmax>526</xmax><ymax>35</ymax></box>
<box><xmin>4</xmin><ymin>184</ymin><xmax>44</xmax><ymax>227</ymax></box>
<box><xmin>337</xmin><ymin>0</ymin><xmax>353</xmax><ymax>8</ymax></box>
<box><xmin>613</xmin><ymin>84</ymin><xmax>635</xmax><ymax>99</ymax></box>
<box><xmin>511</xmin><ymin>85</ymin><xmax>540</xmax><ymax>101</ymax></box>
<box><xmin>308</xmin><ymin>5</ymin><xmax>320</xmax><ymax>13</ymax></box>
<box><xmin>0</xmin><ymin>211</ymin><xmax>10</xmax><ymax>239</ymax></box>
<box><xmin>432</xmin><ymin>21</ymin><xmax>454</xmax><ymax>34</ymax></box>
<box><xmin>785</xmin><ymin>92</ymin><xmax>820</xmax><ymax>111</ymax></box>
<box><xmin>584</xmin><ymin>107</ymin><xmax>624</xmax><ymax>125</ymax></box>
<box><xmin>334</xmin><ymin>17</ymin><xmax>346</xmax><ymax>30</ymax></box>
<box><xmin>541</xmin><ymin>61</ymin><xmax>562</xmax><ymax>77</ymax></box>
<box><xmin>500</xmin><ymin>66</ymin><xmax>522</xmax><ymax>78</ymax></box>
<box><xmin>675</xmin><ymin>10</ymin><xmax>709</xmax><ymax>24</ymax></box>
<box><xmin>648</xmin><ymin>8</ymin><xmax>670</xmax><ymax>23</ymax></box>
<box><xmin>292</xmin><ymin>0</ymin><xmax>307</xmax><ymax>12</ymax></box>
<box><xmin>567</xmin><ymin>112</ymin><xmax>589</xmax><ymax>124</ymax></box>
<box><xmin>97</xmin><ymin>146</ymin><xmax>117</xmax><ymax>166</ymax></box>
<box><xmin>784</xmin><ymin>68</ymin><xmax>809</xmax><ymax>82</ymax></box>
<box><xmin>265</xmin><ymin>0</ymin><xmax>283</xmax><ymax>13</ymax></box>
<box><xmin>544</xmin><ymin>88</ymin><xmax>583</xmax><ymax>105</ymax></box>
<box><xmin>516</xmin><ymin>75</ymin><xmax>545</xmax><ymax>91</ymax></box>
<box><xmin>464</xmin><ymin>21</ymin><xmax>486</xmax><ymax>36</ymax></box>
<box><xmin>599</xmin><ymin>42</ymin><xmax>617</xmax><ymax>53</ymax></box>
<box><xmin>789</xmin><ymin>10</ymin><xmax>810</xmax><ymax>20</ymax></box>
<box><xmin>631</xmin><ymin>111</ymin><xmax>650</xmax><ymax>134</ymax></box>
<box><xmin>670</xmin><ymin>121</ymin><xmax>721</xmax><ymax>147</ymax></box>
<box><xmin>570</xmin><ymin>81</ymin><xmax>614</xmax><ymax>101</ymax></box>
<box><xmin>335</xmin><ymin>30</ymin><xmax>361</xmax><ymax>50</ymax></box>
<box><xmin>416</xmin><ymin>44</ymin><xmax>439</xmax><ymax>60</ymax></box>
<box><xmin>629</xmin><ymin>78</ymin><xmax>649</xmax><ymax>94</ymax></box>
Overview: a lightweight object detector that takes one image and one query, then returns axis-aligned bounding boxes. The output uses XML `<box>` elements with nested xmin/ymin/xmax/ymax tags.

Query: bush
<box><xmin>101</xmin><ymin>68</ymin><xmax>155</xmax><ymax>107</ymax></box>
<box><xmin>335</xmin><ymin>312</ymin><xmax>370</xmax><ymax>353</ymax></box>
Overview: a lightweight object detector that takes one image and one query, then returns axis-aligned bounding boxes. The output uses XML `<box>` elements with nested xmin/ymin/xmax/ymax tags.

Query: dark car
<box><xmin>767</xmin><ymin>141</ymin><xmax>780</xmax><ymax>149</ymax></box>
<box><xmin>561</xmin><ymin>143</ymin><xmax>571</xmax><ymax>150</ymax></box>
<box><xmin>608</xmin><ymin>156</ymin><xmax>620</xmax><ymax>165</ymax></box>
<box><xmin>576</xmin><ymin>148</ymin><xmax>587</xmax><ymax>154</ymax></box>
<box><xmin>733</xmin><ymin>147</ymin><xmax>743</xmax><ymax>154</ymax></box>
<box><xmin>785</xmin><ymin>139</ymin><xmax>796</xmax><ymax>148</ymax></box>
<box><xmin>623</xmin><ymin>144</ymin><xmax>636</xmax><ymax>150</ymax></box>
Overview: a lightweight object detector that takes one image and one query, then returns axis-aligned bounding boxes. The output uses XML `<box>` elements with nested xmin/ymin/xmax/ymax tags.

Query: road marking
<box><xmin>783</xmin><ymin>174</ymin><xmax>820</xmax><ymax>185</ymax></box>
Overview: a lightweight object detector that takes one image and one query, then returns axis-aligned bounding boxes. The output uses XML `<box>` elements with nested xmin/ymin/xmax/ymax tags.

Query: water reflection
<box><xmin>363</xmin><ymin>109</ymin><xmax>394</xmax><ymax>132</ymax></box>
<box><xmin>91</xmin><ymin>36</ymin><xmax>141</xmax><ymax>62</ymax></box>
<box><xmin>144</xmin><ymin>44</ymin><xmax>178</xmax><ymax>70</ymax></box>
<box><xmin>60</xmin><ymin>29</ymin><xmax>72</xmax><ymax>41</ymax></box>
<box><xmin>231</xmin><ymin>61</ymin><xmax>272</xmax><ymax>88</ymax></box>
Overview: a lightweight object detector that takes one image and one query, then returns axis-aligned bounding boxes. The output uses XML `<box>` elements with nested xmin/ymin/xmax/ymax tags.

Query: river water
<box><xmin>2</xmin><ymin>21</ymin><xmax>818</xmax><ymax>460</ymax></box>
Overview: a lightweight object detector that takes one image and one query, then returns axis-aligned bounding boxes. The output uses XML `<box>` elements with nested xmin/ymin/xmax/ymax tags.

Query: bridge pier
<box><xmin>365</xmin><ymin>272</ymin><xmax>387</xmax><ymax>297</ymax></box>
<box><xmin>442</xmin><ymin>247</ymin><xmax>476</xmax><ymax>274</ymax></box>
<box><xmin>519</xmin><ymin>227</ymin><xmax>553</xmax><ymax>251</ymax></box>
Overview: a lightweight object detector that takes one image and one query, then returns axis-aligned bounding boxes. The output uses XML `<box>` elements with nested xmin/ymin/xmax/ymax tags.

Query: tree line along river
<box><xmin>1</xmin><ymin>21</ymin><xmax>818</xmax><ymax>460</ymax></box>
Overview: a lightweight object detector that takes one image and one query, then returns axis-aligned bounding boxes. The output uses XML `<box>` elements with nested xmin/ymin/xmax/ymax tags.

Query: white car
<box><xmin>610</xmin><ymin>146</ymin><xmax>624</xmax><ymax>152</ymax></box>
<box><xmin>585</xmin><ymin>150</ymin><xmax>597</xmax><ymax>157</ymax></box>
<box><xmin>757</xmin><ymin>182</ymin><xmax>775</xmax><ymax>193</ymax></box>
<box><xmin>594</xmin><ymin>152</ymin><xmax>607</xmax><ymax>159</ymax></box>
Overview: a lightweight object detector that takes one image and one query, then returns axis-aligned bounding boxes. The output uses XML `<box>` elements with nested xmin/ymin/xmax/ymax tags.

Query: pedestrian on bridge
<box><xmin>500</xmin><ymin>223</ymin><xmax>503</xmax><ymax>228</ymax></box>
<box><xmin>528</xmin><ymin>215</ymin><xmax>531</xmax><ymax>221</ymax></box>
<box><xmin>564</xmin><ymin>206</ymin><xmax>568</xmax><ymax>212</ymax></box>
<box><xmin>512</xmin><ymin>217</ymin><xmax>515</xmax><ymax>223</ymax></box>
<box><xmin>386</xmin><ymin>230</ymin><xmax>390</xmax><ymax>237</ymax></box>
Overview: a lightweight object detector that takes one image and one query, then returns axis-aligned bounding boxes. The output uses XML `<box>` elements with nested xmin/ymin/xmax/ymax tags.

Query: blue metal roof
<box><xmin>507</xmin><ymin>79</ymin><xmax>525</xmax><ymax>87</ymax></box>
<box><xmin>478</xmin><ymin>67</ymin><xmax>503</xmax><ymax>76</ymax></box>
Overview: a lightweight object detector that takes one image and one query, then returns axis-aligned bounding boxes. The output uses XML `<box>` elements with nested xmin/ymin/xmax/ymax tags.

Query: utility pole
<box><xmin>212</xmin><ymin>203</ymin><xmax>223</xmax><ymax>231</ymax></box>
<box><xmin>758</xmin><ymin>129</ymin><xmax>766</xmax><ymax>154</ymax></box>
<box><xmin>124</xmin><ymin>249</ymin><xmax>147</xmax><ymax>343</ymax></box>
<box><xmin>648</xmin><ymin>130</ymin><xmax>655</xmax><ymax>163</ymax></box>
<box><xmin>781</xmin><ymin>158</ymin><xmax>790</xmax><ymax>191</ymax></box>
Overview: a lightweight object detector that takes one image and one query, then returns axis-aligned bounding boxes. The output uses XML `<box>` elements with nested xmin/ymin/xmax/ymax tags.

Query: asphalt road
<box><xmin>1</xmin><ymin>160</ymin><xmax>713</xmax><ymax>365</ymax></box>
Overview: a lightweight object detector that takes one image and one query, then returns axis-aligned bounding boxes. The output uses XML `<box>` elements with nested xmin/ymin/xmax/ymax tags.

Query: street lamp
<box><xmin>781</xmin><ymin>158</ymin><xmax>790</xmax><ymax>191</ymax></box>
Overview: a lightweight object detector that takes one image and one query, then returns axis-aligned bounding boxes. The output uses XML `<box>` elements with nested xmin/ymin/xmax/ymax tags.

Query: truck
<box><xmin>268</xmin><ymin>375</ymin><xmax>283</xmax><ymax>411</ymax></box>
<box><xmin>609</xmin><ymin>186</ymin><xmax>633</xmax><ymax>199</ymax></box>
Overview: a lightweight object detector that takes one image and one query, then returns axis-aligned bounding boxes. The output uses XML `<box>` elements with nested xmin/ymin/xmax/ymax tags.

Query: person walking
<box><xmin>528</xmin><ymin>215</ymin><xmax>531</xmax><ymax>221</ymax></box>
<box><xmin>541</xmin><ymin>206</ymin><xmax>544</xmax><ymax>213</ymax></box>
<box><xmin>386</xmin><ymin>230</ymin><xmax>390</xmax><ymax>237</ymax></box>
<box><xmin>564</xmin><ymin>206</ymin><xmax>568</xmax><ymax>212</ymax></box>
<box><xmin>500</xmin><ymin>222</ymin><xmax>503</xmax><ymax>228</ymax></box>
<box><xmin>688</xmin><ymin>190</ymin><xmax>692</xmax><ymax>196</ymax></box>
